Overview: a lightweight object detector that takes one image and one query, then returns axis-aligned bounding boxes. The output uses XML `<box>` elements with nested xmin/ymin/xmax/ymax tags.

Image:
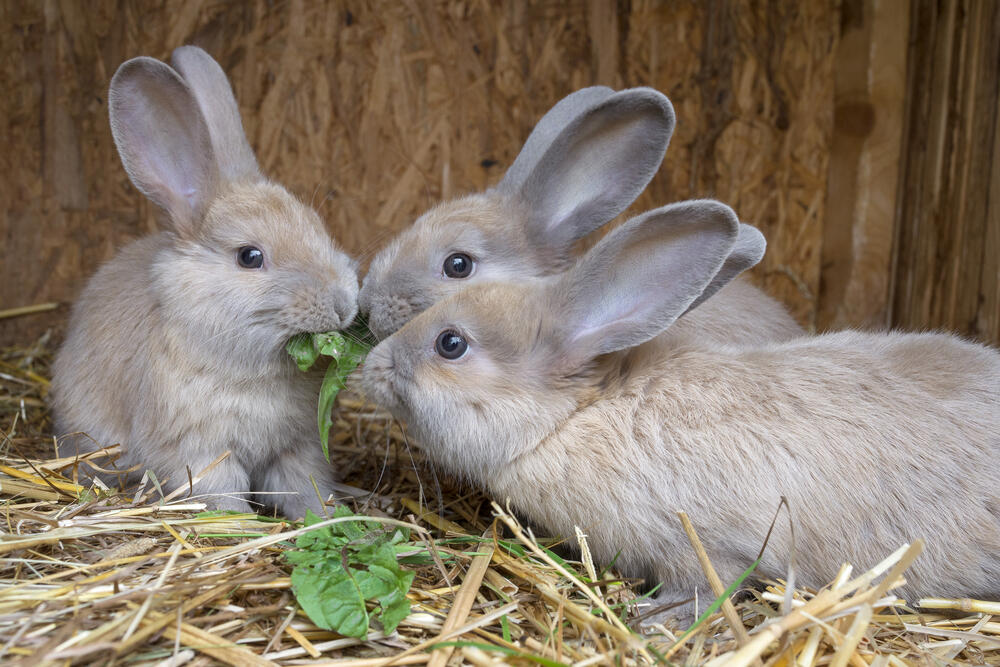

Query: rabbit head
<box><xmin>360</xmin><ymin>200</ymin><xmax>752</xmax><ymax>480</ymax></box>
<box><xmin>109</xmin><ymin>47</ymin><xmax>358</xmax><ymax>362</ymax></box>
<box><xmin>358</xmin><ymin>86</ymin><xmax>676</xmax><ymax>339</ymax></box>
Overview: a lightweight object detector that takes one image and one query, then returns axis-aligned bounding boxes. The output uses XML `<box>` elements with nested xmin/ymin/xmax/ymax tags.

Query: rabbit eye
<box><xmin>443</xmin><ymin>253</ymin><xmax>473</xmax><ymax>278</ymax></box>
<box><xmin>237</xmin><ymin>246</ymin><xmax>264</xmax><ymax>269</ymax></box>
<box><xmin>435</xmin><ymin>329</ymin><xmax>468</xmax><ymax>360</ymax></box>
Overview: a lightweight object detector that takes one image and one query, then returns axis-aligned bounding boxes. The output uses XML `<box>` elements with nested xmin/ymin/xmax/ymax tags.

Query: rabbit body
<box><xmin>360</xmin><ymin>87</ymin><xmax>802</xmax><ymax>344</ymax></box>
<box><xmin>51</xmin><ymin>48</ymin><xmax>356</xmax><ymax>518</ymax></box>
<box><xmin>360</xmin><ymin>200</ymin><xmax>1000</xmax><ymax>607</ymax></box>
<box><xmin>489</xmin><ymin>328</ymin><xmax>1000</xmax><ymax>604</ymax></box>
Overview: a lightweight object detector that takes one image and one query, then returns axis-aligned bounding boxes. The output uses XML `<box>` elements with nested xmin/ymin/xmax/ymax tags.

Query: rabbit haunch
<box><xmin>359</xmin><ymin>85</ymin><xmax>801</xmax><ymax>344</ymax></box>
<box><xmin>51</xmin><ymin>46</ymin><xmax>357</xmax><ymax>519</ymax></box>
<box><xmin>360</xmin><ymin>200</ymin><xmax>1000</xmax><ymax>607</ymax></box>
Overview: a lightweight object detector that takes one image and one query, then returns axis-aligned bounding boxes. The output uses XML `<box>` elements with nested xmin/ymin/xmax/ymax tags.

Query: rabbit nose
<box><xmin>330</xmin><ymin>287</ymin><xmax>358</xmax><ymax>329</ymax></box>
<box><xmin>314</xmin><ymin>285</ymin><xmax>354</xmax><ymax>332</ymax></box>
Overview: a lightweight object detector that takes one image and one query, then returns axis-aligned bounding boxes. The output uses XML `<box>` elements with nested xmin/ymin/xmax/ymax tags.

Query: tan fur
<box><xmin>359</xmin><ymin>86</ymin><xmax>802</xmax><ymax>345</ymax></box>
<box><xmin>50</xmin><ymin>48</ymin><xmax>355</xmax><ymax>518</ymax></box>
<box><xmin>360</xmin><ymin>205</ymin><xmax>1000</xmax><ymax>611</ymax></box>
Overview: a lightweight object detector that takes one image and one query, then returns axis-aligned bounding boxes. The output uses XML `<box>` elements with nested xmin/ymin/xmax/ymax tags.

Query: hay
<box><xmin>2</xmin><ymin>337</ymin><xmax>998</xmax><ymax>666</ymax></box>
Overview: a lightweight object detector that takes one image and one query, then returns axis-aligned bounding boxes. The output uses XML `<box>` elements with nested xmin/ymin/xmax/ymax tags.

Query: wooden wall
<box><xmin>1</xmin><ymin>0</ymin><xmax>997</xmax><ymax>347</ymax></box>
<box><xmin>890</xmin><ymin>0</ymin><xmax>1000</xmax><ymax>343</ymax></box>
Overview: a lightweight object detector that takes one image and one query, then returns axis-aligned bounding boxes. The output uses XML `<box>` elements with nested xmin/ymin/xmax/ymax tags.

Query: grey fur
<box><xmin>685</xmin><ymin>223</ymin><xmax>767</xmax><ymax>314</ymax></box>
<box><xmin>50</xmin><ymin>47</ymin><xmax>357</xmax><ymax>518</ymax></box>
<box><xmin>360</xmin><ymin>200</ymin><xmax>1000</xmax><ymax>613</ymax></box>
<box><xmin>498</xmin><ymin>86</ymin><xmax>615</xmax><ymax>193</ymax></box>
<box><xmin>357</xmin><ymin>86</ymin><xmax>756</xmax><ymax>342</ymax></box>
<box><xmin>170</xmin><ymin>46</ymin><xmax>262</xmax><ymax>184</ymax></box>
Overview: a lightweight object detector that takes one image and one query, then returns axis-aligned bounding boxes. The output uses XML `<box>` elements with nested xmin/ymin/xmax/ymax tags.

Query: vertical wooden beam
<box><xmin>819</xmin><ymin>0</ymin><xmax>910</xmax><ymax>331</ymax></box>
<box><xmin>890</xmin><ymin>0</ymin><xmax>1000</xmax><ymax>344</ymax></box>
<box><xmin>982</xmin><ymin>78</ymin><xmax>1000</xmax><ymax>339</ymax></box>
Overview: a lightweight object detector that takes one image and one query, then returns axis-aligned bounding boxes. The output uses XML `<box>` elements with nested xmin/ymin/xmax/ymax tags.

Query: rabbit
<box><xmin>359</xmin><ymin>199</ymin><xmax>1000</xmax><ymax>621</ymax></box>
<box><xmin>358</xmin><ymin>86</ymin><xmax>802</xmax><ymax>345</ymax></box>
<box><xmin>50</xmin><ymin>46</ymin><xmax>358</xmax><ymax>519</ymax></box>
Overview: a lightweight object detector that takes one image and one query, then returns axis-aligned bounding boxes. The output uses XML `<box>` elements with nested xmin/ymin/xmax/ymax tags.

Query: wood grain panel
<box><xmin>0</xmin><ymin>1</ymin><xmax>842</xmax><ymax>345</ymax></box>
<box><xmin>890</xmin><ymin>0</ymin><xmax>1000</xmax><ymax>344</ymax></box>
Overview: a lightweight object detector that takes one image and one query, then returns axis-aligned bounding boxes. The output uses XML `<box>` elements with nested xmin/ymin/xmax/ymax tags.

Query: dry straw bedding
<box><xmin>0</xmin><ymin>336</ymin><xmax>998</xmax><ymax>666</ymax></box>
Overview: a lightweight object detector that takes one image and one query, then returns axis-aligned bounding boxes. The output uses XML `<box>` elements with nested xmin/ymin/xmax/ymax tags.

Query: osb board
<box><xmin>890</xmin><ymin>0</ymin><xmax>1000</xmax><ymax>345</ymax></box>
<box><xmin>1</xmin><ymin>0</ymin><xmax>838</xmax><ymax>346</ymax></box>
<box><xmin>818</xmin><ymin>0</ymin><xmax>909</xmax><ymax>332</ymax></box>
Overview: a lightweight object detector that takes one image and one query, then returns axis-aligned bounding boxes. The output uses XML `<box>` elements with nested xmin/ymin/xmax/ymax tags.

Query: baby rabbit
<box><xmin>50</xmin><ymin>47</ymin><xmax>357</xmax><ymax>518</ymax></box>
<box><xmin>360</xmin><ymin>199</ymin><xmax>1000</xmax><ymax>614</ymax></box>
<box><xmin>359</xmin><ymin>86</ymin><xmax>802</xmax><ymax>344</ymax></box>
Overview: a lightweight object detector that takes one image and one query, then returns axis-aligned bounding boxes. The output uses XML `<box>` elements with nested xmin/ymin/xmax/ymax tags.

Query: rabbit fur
<box><xmin>50</xmin><ymin>47</ymin><xmax>357</xmax><ymax>518</ymax></box>
<box><xmin>359</xmin><ymin>86</ymin><xmax>802</xmax><ymax>344</ymax></box>
<box><xmin>359</xmin><ymin>199</ymin><xmax>1000</xmax><ymax>616</ymax></box>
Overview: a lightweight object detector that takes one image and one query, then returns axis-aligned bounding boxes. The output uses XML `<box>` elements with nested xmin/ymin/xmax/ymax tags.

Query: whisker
<box><xmin>364</xmin><ymin>418</ymin><xmax>394</xmax><ymax>513</ymax></box>
<box><xmin>353</xmin><ymin>227</ymin><xmax>399</xmax><ymax>264</ymax></box>
<box><xmin>395</xmin><ymin>416</ymin><xmax>434</xmax><ymax>515</ymax></box>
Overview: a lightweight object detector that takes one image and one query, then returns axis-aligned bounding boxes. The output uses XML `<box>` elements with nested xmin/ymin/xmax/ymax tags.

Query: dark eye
<box><xmin>237</xmin><ymin>246</ymin><xmax>264</xmax><ymax>269</ymax></box>
<box><xmin>435</xmin><ymin>329</ymin><xmax>468</xmax><ymax>360</ymax></box>
<box><xmin>443</xmin><ymin>253</ymin><xmax>473</xmax><ymax>278</ymax></box>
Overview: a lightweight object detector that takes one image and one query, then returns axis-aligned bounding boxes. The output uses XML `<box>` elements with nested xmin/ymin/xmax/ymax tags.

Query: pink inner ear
<box><xmin>182</xmin><ymin>187</ymin><xmax>199</xmax><ymax>208</ymax></box>
<box><xmin>571</xmin><ymin>298</ymin><xmax>646</xmax><ymax>344</ymax></box>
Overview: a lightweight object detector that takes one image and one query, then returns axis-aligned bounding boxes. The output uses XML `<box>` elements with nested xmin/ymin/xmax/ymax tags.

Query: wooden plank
<box><xmin>625</xmin><ymin>1</ymin><xmax>839</xmax><ymax>330</ymax></box>
<box><xmin>890</xmin><ymin>0</ymin><xmax>1000</xmax><ymax>344</ymax></box>
<box><xmin>981</xmin><ymin>60</ymin><xmax>1000</xmax><ymax>340</ymax></box>
<box><xmin>2</xmin><ymin>1</ymin><xmax>841</xmax><ymax>344</ymax></box>
<box><xmin>818</xmin><ymin>0</ymin><xmax>910</xmax><ymax>331</ymax></box>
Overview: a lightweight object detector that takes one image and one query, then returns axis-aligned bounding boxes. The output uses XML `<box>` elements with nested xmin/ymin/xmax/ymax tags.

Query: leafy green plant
<box><xmin>286</xmin><ymin>508</ymin><xmax>415</xmax><ymax>638</ymax></box>
<box><xmin>286</xmin><ymin>323</ymin><xmax>373</xmax><ymax>461</ymax></box>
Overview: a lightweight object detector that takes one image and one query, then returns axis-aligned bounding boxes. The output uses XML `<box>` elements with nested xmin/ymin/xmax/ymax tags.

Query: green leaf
<box><xmin>313</xmin><ymin>570</ymin><xmax>371</xmax><ymax>638</ymax></box>
<box><xmin>356</xmin><ymin>564</ymin><xmax>397</xmax><ymax>600</ymax></box>
<box><xmin>287</xmin><ymin>323</ymin><xmax>374</xmax><ymax>461</ymax></box>
<box><xmin>302</xmin><ymin>509</ymin><xmax>325</xmax><ymax>526</ymax></box>
<box><xmin>317</xmin><ymin>360</ymin><xmax>343</xmax><ymax>461</ymax></box>
<box><xmin>378</xmin><ymin>585</ymin><xmax>413</xmax><ymax>634</ymax></box>
<box><xmin>286</xmin><ymin>333</ymin><xmax>321</xmax><ymax>371</ymax></box>
<box><xmin>286</xmin><ymin>506</ymin><xmax>415</xmax><ymax>639</ymax></box>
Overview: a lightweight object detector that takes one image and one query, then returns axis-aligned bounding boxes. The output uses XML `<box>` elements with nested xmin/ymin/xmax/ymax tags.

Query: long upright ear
<box><xmin>499</xmin><ymin>86</ymin><xmax>615</xmax><ymax>192</ymax></box>
<box><xmin>496</xmin><ymin>88</ymin><xmax>676</xmax><ymax>257</ymax></box>
<box><xmin>551</xmin><ymin>200</ymin><xmax>738</xmax><ymax>364</ymax></box>
<box><xmin>684</xmin><ymin>223</ymin><xmax>766</xmax><ymax>314</ymax></box>
<box><xmin>170</xmin><ymin>46</ymin><xmax>261</xmax><ymax>184</ymax></box>
<box><xmin>109</xmin><ymin>57</ymin><xmax>218</xmax><ymax>235</ymax></box>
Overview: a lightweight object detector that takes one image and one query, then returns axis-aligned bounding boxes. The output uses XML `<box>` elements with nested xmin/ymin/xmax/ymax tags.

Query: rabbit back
<box><xmin>53</xmin><ymin>234</ymin><xmax>168</xmax><ymax>459</ymax></box>
<box><xmin>488</xmin><ymin>329</ymin><xmax>1000</xmax><ymax>601</ymax></box>
<box><xmin>361</xmin><ymin>201</ymin><xmax>999</xmax><ymax>603</ymax></box>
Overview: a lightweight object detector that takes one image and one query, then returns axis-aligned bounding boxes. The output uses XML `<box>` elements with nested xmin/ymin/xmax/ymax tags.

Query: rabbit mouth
<box><xmin>359</xmin><ymin>353</ymin><xmax>405</xmax><ymax>412</ymax></box>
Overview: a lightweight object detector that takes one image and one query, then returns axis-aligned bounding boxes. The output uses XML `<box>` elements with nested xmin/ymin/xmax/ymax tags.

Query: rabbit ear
<box><xmin>497</xmin><ymin>87</ymin><xmax>675</xmax><ymax>257</ymax></box>
<box><xmin>499</xmin><ymin>86</ymin><xmax>615</xmax><ymax>191</ymax></box>
<box><xmin>109</xmin><ymin>56</ymin><xmax>218</xmax><ymax>235</ymax></box>
<box><xmin>170</xmin><ymin>46</ymin><xmax>261</xmax><ymax>184</ymax></box>
<box><xmin>683</xmin><ymin>223</ymin><xmax>767</xmax><ymax>314</ymax></box>
<box><xmin>550</xmin><ymin>200</ymin><xmax>738</xmax><ymax>364</ymax></box>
